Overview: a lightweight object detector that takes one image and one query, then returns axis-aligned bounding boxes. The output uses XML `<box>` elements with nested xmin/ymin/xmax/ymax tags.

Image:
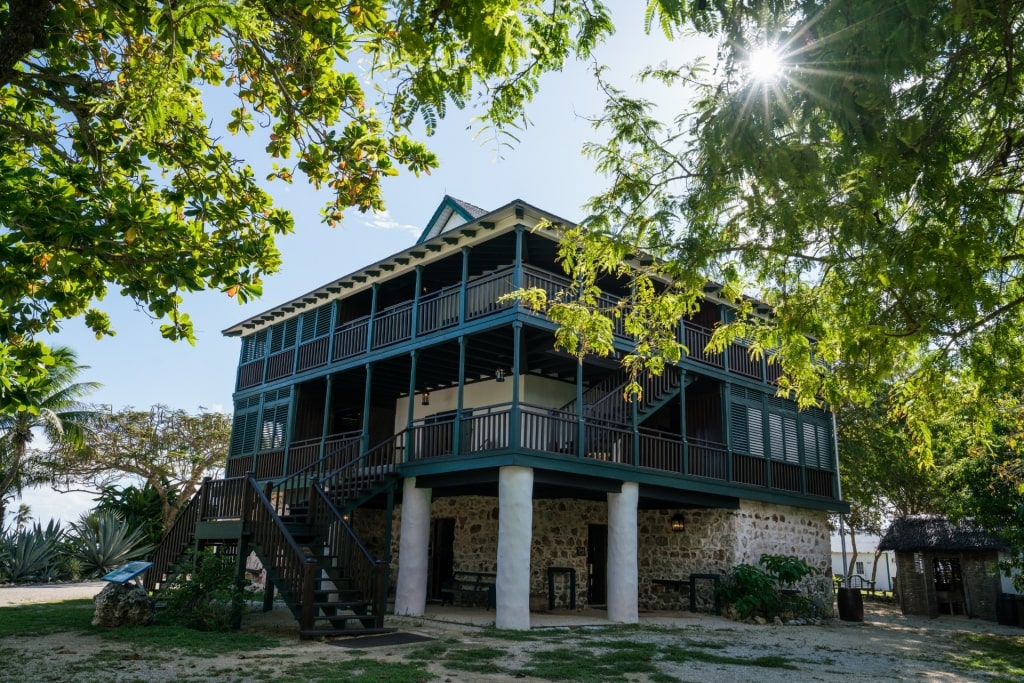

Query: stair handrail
<box><xmin>558</xmin><ymin>366</ymin><xmax>632</xmax><ymax>416</ymax></box>
<box><xmin>244</xmin><ymin>473</ymin><xmax>319</xmax><ymax>631</ymax></box>
<box><xmin>586</xmin><ymin>368</ymin><xmax>682</xmax><ymax>424</ymax></box>
<box><xmin>268</xmin><ymin>431</ymin><xmax>363</xmax><ymax>516</ymax></box>
<box><xmin>308</xmin><ymin>480</ymin><xmax>387</xmax><ymax>630</ymax></box>
<box><xmin>317</xmin><ymin>430</ymin><xmax>405</xmax><ymax>506</ymax></box>
<box><xmin>144</xmin><ymin>484</ymin><xmax>202</xmax><ymax>593</ymax></box>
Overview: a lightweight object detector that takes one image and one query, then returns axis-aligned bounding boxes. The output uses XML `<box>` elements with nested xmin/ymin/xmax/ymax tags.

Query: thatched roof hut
<box><xmin>880</xmin><ymin>515</ymin><xmax>1007</xmax><ymax>620</ymax></box>
<box><xmin>878</xmin><ymin>515</ymin><xmax>1008</xmax><ymax>554</ymax></box>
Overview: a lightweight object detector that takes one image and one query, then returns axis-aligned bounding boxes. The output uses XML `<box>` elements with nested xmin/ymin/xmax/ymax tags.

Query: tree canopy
<box><xmin>0</xmin><ymin>0</ymin><xmax>613</xmax><ymax>411</ymax></box>
<box><xmin>0</xmin><ymin>346</ymin><xmax>96</xmax><ymax>528</ymax></box>
<box><xmin>538</xmin><ymin>0</ymin><xmax>1024</xmax><ymax>463</ymax></box>
<box><xmin>47</xmin><ymin>405</ymin><xmax>231</xmax><ymax>530</ymax></box>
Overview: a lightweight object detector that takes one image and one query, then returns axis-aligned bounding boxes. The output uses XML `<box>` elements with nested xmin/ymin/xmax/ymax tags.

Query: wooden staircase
<box><xmin>561</xmin><ymin>367</ymin><xmax>684</xmax><ymax>426</ymax></box>
<box><xmin>145</xmin><ymin>434</ymin><xmax>402</xmax><ymax>639</ymax></box>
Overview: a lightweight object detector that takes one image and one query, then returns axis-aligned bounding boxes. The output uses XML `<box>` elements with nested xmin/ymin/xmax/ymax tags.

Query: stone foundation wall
<box><xmin>378</xmin><ymin>482</ymin><xmax>833</xmax><ymax>613</ymax></box>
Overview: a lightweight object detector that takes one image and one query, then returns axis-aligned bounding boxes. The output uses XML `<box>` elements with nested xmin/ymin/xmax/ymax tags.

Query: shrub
<box><xmin>66</xmin><ymin>512</ymin><xmax>154</xmax><ymax>578</ymax></box>
<box><xmin>0</xmin><ymin>520</ymin><xmax>64</xmax><ymax>582</ymax></box>
<box><xmin>160</xmin><ymin>547</ymin><xmax>248</xmax><ymax>631</ymax></box>
<box><xmin>716</xmin><ymin>554</ymin><xmax>819</xmax><ymax>620</ymax></box>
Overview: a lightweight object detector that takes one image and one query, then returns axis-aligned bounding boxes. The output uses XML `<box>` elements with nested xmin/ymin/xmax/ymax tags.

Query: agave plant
<box><xmin>0</xmin><ymin>520</ymin><xmax>64</xmax><ymax>582</ymax></box>
<box><xmin>67</xmin><ymin>512</ymin><xmax>153</xmax><ymax>578</ymax></box>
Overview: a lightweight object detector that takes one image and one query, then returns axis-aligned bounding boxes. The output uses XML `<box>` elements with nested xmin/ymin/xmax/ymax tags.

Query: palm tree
<box><xmin>0</xmin><ymin>347</ymin><xmax>99</xmax><ymax>528</ymax></box>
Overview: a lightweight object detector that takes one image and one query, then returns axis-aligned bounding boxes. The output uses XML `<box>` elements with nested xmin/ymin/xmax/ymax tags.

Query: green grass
<box><xmin>0</xmin><ymin>598</ymin><xmax>95</xmax><ymax>635</ymax></box>
<box><xmin>949</xmin><ymin>632</ymin><xmax>1024</xmax><ymax>682</ymax></box>
<box><xmin>662</xmin><ymin>644</ymin><xmax>796</xmax><ymax>669</ymax></box>
<box><xmin>523</xmin><ymin>643</ymin><xmax>661</xmax><ymax>681</ymax></box>
<box><xmin>274</xmin><ymin>659</ymin><xmax>432</xmax><ymax>683</ymax></box>
<box><xmin>0</xmin><ymin>599</ymin><xmax>282</xmax><ymax>654</ymax></box>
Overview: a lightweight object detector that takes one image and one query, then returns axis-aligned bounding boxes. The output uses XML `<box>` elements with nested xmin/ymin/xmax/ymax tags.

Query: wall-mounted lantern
<box><xmin>421</xmin><ymin>391</ymin><xmax>430</xmax><ymax>406</ymax></box>
<box><xmin>670</xmin><ymin>512</ymin><xmax>686</xmax><ymax>533</ymax></box>
<box><xmin>495</xmin><ymin>368</ymin><xmax>506</xmax><ymax>382</ymax></box>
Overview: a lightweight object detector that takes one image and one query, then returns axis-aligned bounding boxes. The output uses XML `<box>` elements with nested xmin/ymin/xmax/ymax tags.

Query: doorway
<box><xmin>428</xmin><ymin>517</ymin><xmax>456</xmax><ymax>601</ymax></box>
<box><xmin>587</xmin><ymin>524</ymin><xmax>608</xmax><ymax>606</ymax></box>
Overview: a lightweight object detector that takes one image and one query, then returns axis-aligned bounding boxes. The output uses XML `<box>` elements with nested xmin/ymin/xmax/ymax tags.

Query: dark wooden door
<box><xmin>428</xmin><ymin>517</ymin><xmax>456</xmax><ymax>601</ymax></box>
<box><xmin>587</xmin><ymin>524</ymin><xmax>608</xmax><ymax>606</ymax></box>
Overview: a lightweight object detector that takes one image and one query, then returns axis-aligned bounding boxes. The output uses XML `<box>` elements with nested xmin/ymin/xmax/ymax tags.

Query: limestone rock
<box><xmin>92</xmin><ymin>582</ymin><xmax>155</xmax><ymax>627</ymax></box>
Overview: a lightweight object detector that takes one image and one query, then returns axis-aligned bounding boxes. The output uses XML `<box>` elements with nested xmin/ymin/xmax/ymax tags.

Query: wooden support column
<box><xmin>679</xmin><ymin>373</ymin><xmax>688</xmax><ymax>475</ymax></box>
<box><xmin>405</xmin><ymin>351</ymin><xmax>418</xmax><ymax>462</ymax></box>
<box><xmin>722</xmin><ymin>381</ymin><xmax>733</xmax><ymax>482</ymax></box>
<box><xmin>361</xmin><ymin>363</ymin><xmax>373</xmax><ymax>453</ymax></box>
<box><xmin>510</xmin><ymin>322</ymin><xmax>522</xmax><ymax>449</ymax></box>
<box><xmin>366</xmin><ymin>282</ymin><xmax>379</xmax><ymax>350</ymax></box>
<box><xmin>317</xmin><ymin>374</ymin><xmax>334</xmax><ymax>464</ymax></box>
<box><xmin>411</xmin><ymin>265</ymin><xmax>423</xmax><ymax>340</ymax></box>
<box><xmin>455</xmin><ymin>336</ymin><xmax>466</xmax><ymax>455</ymax></box>
<box><xmin>459</xmin><ymin>246</ymin><xmax>470</xmax><ymax>324</ymax></box>
<box><xmin>576</xmin><ymin>359</ymin><xmax>585</xmax><ymax>458</ymax></box>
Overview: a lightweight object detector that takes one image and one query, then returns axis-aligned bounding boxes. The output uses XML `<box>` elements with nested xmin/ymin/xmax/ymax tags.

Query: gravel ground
<box><xmin>1</xmin><ymin>582</ymin><xmax>1020</xmax><ymax>682</ymax></box>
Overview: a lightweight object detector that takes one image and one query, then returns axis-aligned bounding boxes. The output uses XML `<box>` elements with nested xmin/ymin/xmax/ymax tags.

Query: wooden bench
<box><xmin>441</xmin><ymin>571</ymin><xmax>496</xmax><ymax>609</ymax></box>
<box><xmin>847</xmin><ymin>575</ymin><xmax>876</xmax><ymax>594</ymax></box>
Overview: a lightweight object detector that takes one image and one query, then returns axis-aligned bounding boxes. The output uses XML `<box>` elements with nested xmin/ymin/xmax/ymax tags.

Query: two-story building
<box><xmin>147</xmin><ymin>196</ymin><xmax>844</xmax><ymax>636</ymax></box>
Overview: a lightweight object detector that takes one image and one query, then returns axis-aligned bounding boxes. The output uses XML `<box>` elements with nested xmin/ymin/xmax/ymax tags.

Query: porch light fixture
<box><xmin>421</xmin><ymin>391</ymin><xmax>430</xmax><ymax>406</ymax></box>
<box><xmin>670</xmin><ymin>513</ymin><xmax>686</xmax><ymax>532</ymax></box>
<box><xmin>495</xmin><ymin>368</ymin><xmax>506</xmax><ymax>382</ymax></box>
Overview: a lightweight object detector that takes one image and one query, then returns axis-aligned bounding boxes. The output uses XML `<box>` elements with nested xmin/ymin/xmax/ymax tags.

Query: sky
<box><xmin>18</xmin><ymin>5</ymin><xmax>717</xmax><ymax>524</ymax></box>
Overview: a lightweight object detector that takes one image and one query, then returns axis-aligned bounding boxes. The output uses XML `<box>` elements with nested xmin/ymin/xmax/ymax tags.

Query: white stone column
<box><xmin>496</xmin><ymin>465</ymin><xmax>533</xmax><ymax>630</ymax></box>
<box><xmin>394</xmin><ymin>477</ymin><xmax>431</xmax><ymax>616</ymax></box>
<box><xmin>607</xmin><ymin>481</ymin><xmax>639</xmax><ymax>623</ymax></box>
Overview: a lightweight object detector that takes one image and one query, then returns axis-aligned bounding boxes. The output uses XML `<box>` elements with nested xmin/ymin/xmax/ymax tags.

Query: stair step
<box><xmin>315</xmin><ymin>600</ymin><xmax>371</xmax><ymax>611</ymax></box>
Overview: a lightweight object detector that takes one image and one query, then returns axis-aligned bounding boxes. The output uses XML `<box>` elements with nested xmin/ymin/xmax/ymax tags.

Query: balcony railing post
<box><xmin>510</xmin><ymin>322</ymin><xmax>522</xmax><ymax>450</ymax></box>
<box><xmin>197</xmin><ymin>476</ymin><xmax>212</xmax><ymax>521</ymax></box>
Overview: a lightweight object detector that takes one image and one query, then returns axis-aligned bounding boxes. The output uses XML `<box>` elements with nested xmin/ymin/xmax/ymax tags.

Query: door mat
<box><xmin>330</xmin><ymin>632</ymin><xmax>435</xmax><ymax>648</ymax></box>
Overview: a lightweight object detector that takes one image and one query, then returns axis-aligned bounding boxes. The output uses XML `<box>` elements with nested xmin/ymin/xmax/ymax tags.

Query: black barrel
<box><xmin>996</xmin><ymin>593</ymin><xmax>1018</xmax><ymax>626</ymax></box>
<box><xmin>837</xmin><ymin>587</ymin><xmax>864</xmax><ymax>622</ymax></box>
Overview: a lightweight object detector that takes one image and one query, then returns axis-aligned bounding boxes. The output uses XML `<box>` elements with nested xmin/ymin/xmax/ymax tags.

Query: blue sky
<box><xmin>22</xmin><ymin>6</ymin><xmax>715</xmax><ymax>523</ymax></box>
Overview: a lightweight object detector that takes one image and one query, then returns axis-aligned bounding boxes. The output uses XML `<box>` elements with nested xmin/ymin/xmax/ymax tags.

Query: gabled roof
<box><xmin>416</xmin><ymin>195</ymin><xmax>489</xmax><ymax>244</ymax></box>
<box><xmin>222</xmin><ymin>197</ymin><xmax>567</xmax><ymax>337</ymax></box>
<box><xmin>878</xmin><ymin>515</ymin><xmax>1007</xmax><ymax>553</ymax></box>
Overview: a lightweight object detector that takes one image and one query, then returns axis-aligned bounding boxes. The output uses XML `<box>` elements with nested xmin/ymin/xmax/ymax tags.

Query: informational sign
<box><xmin>101</xmin><ymin>561</ymin><xmax>153</xmax><ymax>584</ymax></box>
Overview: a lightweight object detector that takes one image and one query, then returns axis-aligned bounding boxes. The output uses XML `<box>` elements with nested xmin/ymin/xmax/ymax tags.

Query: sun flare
<box><xmin>747</xmin><ymin>46</ymin><xmax>785</xmax><ymax>82</ymax></box>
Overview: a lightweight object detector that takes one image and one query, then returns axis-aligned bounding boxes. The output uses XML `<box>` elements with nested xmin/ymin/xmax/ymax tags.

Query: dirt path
<box><xmin>1</xmin><ymin>584</ymin><xmax>1019</xmax><ymax>682</ymax></box>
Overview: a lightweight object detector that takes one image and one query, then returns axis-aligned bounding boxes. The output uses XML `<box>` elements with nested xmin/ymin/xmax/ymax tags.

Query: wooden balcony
<box><xmin>235</xmin><ymin>264</ymin><xmax>783</xmax><ymax>391</ymax></box>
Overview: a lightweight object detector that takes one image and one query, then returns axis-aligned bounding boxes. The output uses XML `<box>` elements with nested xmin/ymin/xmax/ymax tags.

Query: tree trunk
<box><xmin>845</xmin><ymin>517</ymin><xmax>859</xmax><ymax>579</ymax></box>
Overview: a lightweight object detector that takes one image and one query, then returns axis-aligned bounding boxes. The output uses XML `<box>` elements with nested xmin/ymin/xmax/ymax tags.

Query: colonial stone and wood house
<box><xmin>146</xmin><ymin>196</ymin><xmax>845</xmax><ymax>636</ymax></box>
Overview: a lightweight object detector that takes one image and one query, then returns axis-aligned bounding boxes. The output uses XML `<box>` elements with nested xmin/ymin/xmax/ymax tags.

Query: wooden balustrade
<box><xmin>237</xmin><ymin>359</ymin><xmax>264</xmax><ymax>389</ymax></box>
<box><xmin>332</xmin><ymin>318</ymin><xmax>368</xmax><ymax>361</ymax></box>
<box><xmin>417</xmin><ymin>288</ymin><xmax>460</xmax><ymax>335</ymax></box>
<box><xmin>806</xmin><ymin>469</ymin><xmax>835</xmax><ymax>498</ymax></box>
<box><xmin>372</xmin><ymin>302</ymin><xmax>412</xmax><ymax>349</ymax></box>
<box><xmin>297</xmin><ymin>337</ymin><xmax>329</xmax><ymax>370</ymax></box>
<box><xmin>465</xmin><ymin>269</ymin><xmax>514</xmax><ymax>320</ymax></box>
<box><xmin>255</xmin><ymin>449</ymin><xmax>285</xmax><ymax>480</ymax></box>
<box><xmin>266</xmin><ymin>350</ymin><xmax>295</xmax><ymax>381</ymax></box>
<box><xmin>733</xmin><ymin>452</ymin><xmax>767</xmax><ymax>487</ymax></box>
<box><xmin>689</xmin><ymin>440</ymin><xmax>728</xmax><ymax>480</ymax></box>
<box><xmin>682</xmin><ymin>323</ymin><xmax>722</xmax><ymax>367</ymax></box>
<box><xmin>638</xmin><ymin>431</ymin><xmax>683</xmax><ymax>472</ymax></box>
<box><xmin>772</xmin><ymin>460</ymin><xmax>803</xmax><ymax>493</ymax></box>
<box><xmin>728</xmin><ymin>343</ymin><xmax>763</xmax><ymax>380</ymax></box>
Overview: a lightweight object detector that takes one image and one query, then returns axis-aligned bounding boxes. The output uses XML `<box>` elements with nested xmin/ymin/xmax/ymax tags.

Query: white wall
<box><xmin>830</xmin><ymin>549</ymin><xmax>897</xmax><ymax>591</ymax></box>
